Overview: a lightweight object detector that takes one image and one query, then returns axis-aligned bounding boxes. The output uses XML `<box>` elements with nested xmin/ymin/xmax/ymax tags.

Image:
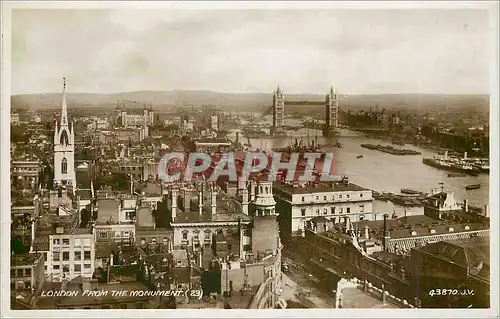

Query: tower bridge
<box><xmin>261</xmin><ymin>86</ymin><xmax>348</xmax><ymax>137</ymax></box>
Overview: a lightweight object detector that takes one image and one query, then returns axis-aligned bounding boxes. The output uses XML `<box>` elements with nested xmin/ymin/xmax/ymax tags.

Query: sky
<box><xmin>11</xmin><ymin>7</ymin><xmax>492</xmax><ymax>95</ymax></box>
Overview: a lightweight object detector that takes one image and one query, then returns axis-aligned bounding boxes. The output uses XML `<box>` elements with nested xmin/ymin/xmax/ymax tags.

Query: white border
<box><xmin>1</xmin><ymin>1</ymin><xmax>498</xmax><ymax>318</ymax></box>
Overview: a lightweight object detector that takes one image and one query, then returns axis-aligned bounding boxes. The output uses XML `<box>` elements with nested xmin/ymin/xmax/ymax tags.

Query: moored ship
<box><xmin>422</xmin><ymin>157</ymin><xmax>480</xmax><ymax>175</ymax></box>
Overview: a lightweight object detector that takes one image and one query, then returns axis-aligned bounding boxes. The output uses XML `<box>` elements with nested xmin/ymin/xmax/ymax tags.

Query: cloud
<box><xmin>10</xmin><ymin>8</ymin><xmax>491</xmax><ymax>95</ymax></box>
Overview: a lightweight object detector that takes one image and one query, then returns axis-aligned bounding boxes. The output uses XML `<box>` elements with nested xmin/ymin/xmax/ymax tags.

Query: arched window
<box><xmin>61</xmin><ymin>158</ymin><xmax>68</xmax><ymax>175</ymax></box>
<box><xmin>60</xmin><ymin>130</ymin><xmax>69</xmax><ymax>146</ymax></box>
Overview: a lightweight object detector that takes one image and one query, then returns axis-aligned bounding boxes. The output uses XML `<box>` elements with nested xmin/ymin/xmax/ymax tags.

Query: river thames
<box><xmin>228</xmin><ymin>128</ymin><xmax>489</xmax><ymax>209</ymax></box>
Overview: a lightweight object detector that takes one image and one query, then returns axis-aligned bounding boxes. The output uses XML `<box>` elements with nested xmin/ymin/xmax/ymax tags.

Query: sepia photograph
<box><xmin>1</xmin><ymin>1</ymin><xmax>498</xmax><ymax>317</ymax></box>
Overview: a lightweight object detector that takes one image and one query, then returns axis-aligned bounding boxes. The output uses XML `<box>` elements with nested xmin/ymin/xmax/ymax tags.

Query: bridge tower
<box><xmin>271</xmin><ymin>86</ymin><xmax>286</xmax><ymax>136</ymax></box>
<box><xmin>323</xmin><ymin>86</ymin><xmax>339</xmax><ymax>137</ymax></box>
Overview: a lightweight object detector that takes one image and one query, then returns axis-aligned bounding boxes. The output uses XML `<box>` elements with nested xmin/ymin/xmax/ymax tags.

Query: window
<box><xmin>84</xmin><ymin>251</ymin><xmax>91</xmax><ymax>260</ymax></box>
<box><xmin>74</xmin><ymin>251</ymin><xmax>81</xmax><ymax>261</ymax></box>
<box><xmin>323</xmin><ymin>208</ymin><xmax>328</xmax><ymax>215</ymax></box>
<box><xmin>346</xmin><ymin>207</ymin><xmax>350</xmax><ymax>214</ymax></box>
<box><xmin>339</xmin><ymin>208</ymin><xmax>343</xmax><ymax>214</ymax></box>
<box><xmin>74</xmin><ymin>239</ymin><xmax>81</xmax><ymax>247</ymax></box>
<box><xmin>53</xmin><ymin>265</ymin><xmax>60</xmax><ymax>270</ymax></box>
<box><xmin>75</xmin><ymin>264</ymin><xmax>81</xmax><ymax>272</ymax></box>
<box><xmin>359</xmin><ymin>205</ymin><xmax>364</xmax><ymax>212</ymax></box>
<box><xmin>301</xmin><ymin>209</ymin><xmax>306</xmax><ymax>217</ymax></box>
<box><xmin>339</xmin><ymin>195</ymin><xmax>342</xmax><ymax>199</ymax></box>
<box><xmin>62</xmin><ymin>238</ymin><xmax>70</xmax><ymax>246</ymax></box>
<box><xmin>63</xmin><ymin>265</ymin><xmax>69</xmax><ymax>273</ymax></box>
<box><xmin>204</xmin><ymin>230</ymin><xmax>211</xmax><ymax>240</ymax></box>
<box><xmin>301</xmin><ymin>197</ymin><xmax>305</xmax><ymax>202</ymax></box>
<box><xmin>316</xmin><ymin>196</ymin><xmax>319</xmax><ymax>201</ymax></box>
<box><xmin>100</xmin><ymin>232</ymin><xmax>108</xmax><ymax>238</ymax></box>
<box><xmin>53</xmin><ymin>239</ymin><xmax>60</xmax><ymax>245</ymax></box>
<box><xmin>53</xmin><ymin>253</ymin><xmax>60</xmax><ymax>262</ymax></box>
<box><xmin>360</xmin><ymin>193</ymin><xmax>363</xmax><ymax>198</ymax></box>
<box><xmin>84</xmin><ymin>264</ymin><xmax>91</xmax><ymax>269</ymax></box>
<box><xmin>331</xmin><ymin>207</ymin><xmax>336</xmax><ymax>214</ymax></box>
<box><xmin>182</xmin><ymin>232</ymin><xmax>188</xmax><ymax>240</ymax></box>
<box><xmin>193</xmin><ymin>232</ymin><xmax>199</xmax><ymax>240</ymax></box>
<box><xmin>347</xmin><ymin>194</ymin><xmax>350</xmax><ymax>199</ymax></box>
<box><xmin>62</xmin><ymin>252</ymin><xmax>69</xmax><ymax>261</ymax></box>
<box><xmin>61</xmin><ymin>158</ymin><xmax>68</xmax><ymax>174</ymax></box>
<box><xmin>324</xmin><ymin>196</ymin><xmax>327</xmax><ymax>200</ymax></box>
<box><xmin>315</xmin><ymin>209</ymin><xmax>320</xmax><ymax>216</ymax></box>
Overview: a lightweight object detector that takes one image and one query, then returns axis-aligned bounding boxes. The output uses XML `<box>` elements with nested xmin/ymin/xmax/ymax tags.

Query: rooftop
<box><xmin>416</xmin><ymin>236</ymin><xmax>490</xmax><ymax>281</ymax></box>
<box><xmin>274</xmin><ymin>180</ymin><xmax>368</xmax><ymax>195</ymax></box>
<box><xmin>350</xmin><ymin>215</ymin><xmax>488</xmax><ymax>240</ymax></box>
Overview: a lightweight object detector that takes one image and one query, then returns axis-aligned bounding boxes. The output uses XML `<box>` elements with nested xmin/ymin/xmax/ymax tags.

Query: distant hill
<box><xmin>10</xmin><ymin>90</ymin><xmax>490</xmax><ymax>114</ymax></box>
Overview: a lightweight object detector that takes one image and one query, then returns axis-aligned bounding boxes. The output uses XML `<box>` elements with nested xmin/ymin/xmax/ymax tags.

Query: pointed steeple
<box><xmin>54</xmin><ymin>120</ymin><xmax>59</xmax><ymax>144</ymax></box>
<box><xmin>60</xmin><ymin>77</ymin><xmax>68</xmax><ymax>126</ymax></box>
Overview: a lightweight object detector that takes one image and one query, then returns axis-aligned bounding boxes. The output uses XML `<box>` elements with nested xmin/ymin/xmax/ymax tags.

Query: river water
<box><xmin>227</xmin><ymin>127</ymin><xmax>489</xmax><ymax>209</ymax></box>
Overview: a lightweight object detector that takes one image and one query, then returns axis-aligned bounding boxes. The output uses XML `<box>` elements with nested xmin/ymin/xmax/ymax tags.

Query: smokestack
<box><xmin>464</xmin><ymin>152</ymin><xmax>467</xmax><ymax>159</ymax></box>
<box><xmin>211</xmin><ymin>188</ymin><xmax>217</xmax><ymax>216</ymax></box>
<box><xmin>109</xmin><ymin>253</ymin><xmax>114</xmax><ymax>266</ymax></box>
<box><xmin>484</xmin><ymin>204</ymin><xmax>489</xmax><ymax>218</ymax></box>
<box><xmin>383</xmin><ymin>214</ymin><xmax>390</xmax><ymax>251</ymax></box>
<box><xmin>171</xmin><ymin>188</ymin><xmax>178</xmax><ymax>221</ymax></box>
<box><xmin>184</xmin><ymin>189</ymin><xmax>191</xmax><ymax>212</ymax></box>
<box><xmin>364</xmin><ymin>226</ymin><xmax>370</xmax><ymax>240</ymax></box>
<box><xmin>249</xmin><ymin>180</ymin><xmax>256</xmax><ymax>201</ymax></box>
<box><xmin>444</xmin><ymin>151</ymin><xmax>448</xmax><ymax>159</ymax></box>
<box><xmin>463</xmin><ymin>199</ymin><xmax>469</xmax><ymax>212</ymax></box>
<box><xmin>242</xmin><ymin>187</ymin><xmax>249</xmax><ymax>215</ymax></box>
<box><xmin>198</xmin><ymin>191</ymin><xmax>203</xmax><ymax>216</ymax></box>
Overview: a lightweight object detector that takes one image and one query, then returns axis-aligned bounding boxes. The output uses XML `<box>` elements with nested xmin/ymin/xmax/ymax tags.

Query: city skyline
<box><xmin>11</xmin><ymin>8</ymin><xmax>492</xmax><ymax>95</ymax></box>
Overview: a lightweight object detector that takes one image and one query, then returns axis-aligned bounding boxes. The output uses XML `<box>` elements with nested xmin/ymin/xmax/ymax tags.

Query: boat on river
<box><xmin>401</xmin><ymin>188</ymin><xmax>420</xmax><ymax>195</ymax></box>
<box><xmin>357</xmin><ymin>155</ymin><xmax>363</xmax><ymax>159</ymax></box>
<box><xmin>465</xmin><ymin>184</ymin><xmax>480</xmax><ymax>190</ymax></box>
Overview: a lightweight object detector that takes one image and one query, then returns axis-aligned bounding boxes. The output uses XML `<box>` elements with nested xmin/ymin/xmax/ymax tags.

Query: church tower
<box><xmin>250</xmin><ymin>179</ymin><xmax>280</xmax><ymax>254</ymax></box>
<box><xmin>53</xmin><ymin>77</ymin><xmax>76</xmax><ymax>187</ymax></box>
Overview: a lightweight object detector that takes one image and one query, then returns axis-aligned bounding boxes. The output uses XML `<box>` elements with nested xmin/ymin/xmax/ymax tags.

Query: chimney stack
<box><xmin>344</xmin><ymin>217</ymin><xmax>351</xmax><ymax>233</ymax></box>
<box><xmin>242</xmin><ymin>187</ymin><xmax>249</xmax><ymax>215</ymax></box>
<box><xmin>383</xmin><ymin>214</ymin><xmax>390</xmax><ymax>251</ymax></box>
<box><xmin>444</xmin><ymin>151</ymin><xmax>448</xmax><ymax>159</ymax></box>
<box><xmin>464</xmin><ymin>152</ymin><xmax>467</xmax><ymax>159</ymax></box>
<box><xmin>171</xmin><ymin>187</ymin><xmax>178</xmax><ymax>221</ymax></box>
<box><xmin>198</xmin><ymin>191</ymin><xmax>203</xmax><ymax>216</ymax></box>
<box><xmin>484</xmin><ymin>204</ymin><xmax>489</xmax><ymax>218</ymax></box>
<box><xmin>463</xmin><ymin>199</ymin><xmax>469</xmax><ymax>212</ymax></box>
<box><xmin>364</xmin><ymin>225</ymin><xmax>370</xmax><ymax>240</ymax></box>
<box><xmin>183</xmin><ymin>188</ymin><xmax>191</xmax><ymax>212</ymax></box>
<box><xmin>211</xmin><ymin>187</ymin><xmax>217</xmax><ymax>216</ymax></box>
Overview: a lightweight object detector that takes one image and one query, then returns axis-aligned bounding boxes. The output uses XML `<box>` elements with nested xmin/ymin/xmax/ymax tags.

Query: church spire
<box><xmin>60</xmin><ymin>77</ymin><xmax>68</xmax><ymax>126</ymax></box>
